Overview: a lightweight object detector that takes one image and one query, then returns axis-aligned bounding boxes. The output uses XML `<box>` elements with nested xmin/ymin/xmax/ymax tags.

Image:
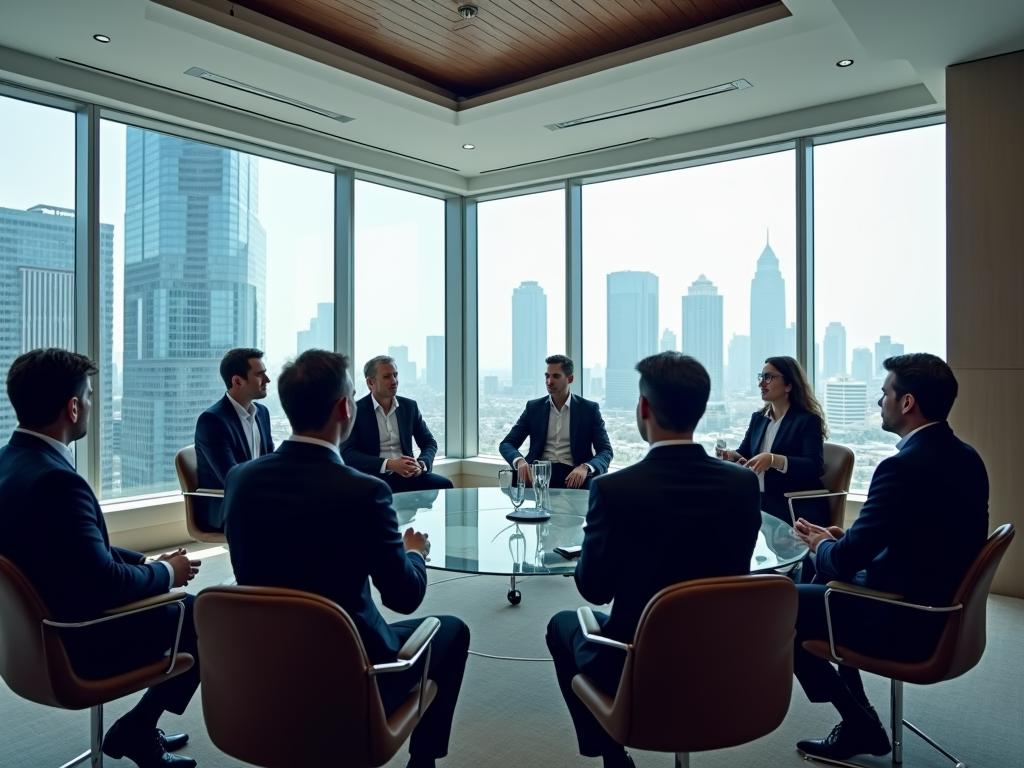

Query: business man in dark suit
<box><xmin>194</xmin><ymin>348</ymin><xmax>275</xmax><ymax>531</ymax></box>
<box><xmin>546</xmin><ymin>353</ymin><xmax>761</xmax><ymax>768</ymax></box>
<box><xmin>341</xmin><ymin>355</ymin><xmax>452</xmax><ymax>493</ymax></box>
<box><xmin>0</xmin><ymin>349</ymin><xmax>201</xmax><ymax>768</ymax></box>
<box><xmin>225</xmin><ymin>350</ymin><xmax>469</xmax><ymax>768</ymax></box>
<box><xmin>499</xmin><ymin>354</ymin><xmax>613</xmax><ymax>490</ymax></box>
<box><xmin>791</xmin><ymin>353</ymin><xmax>989</xmax><ymax>762</ymax></box>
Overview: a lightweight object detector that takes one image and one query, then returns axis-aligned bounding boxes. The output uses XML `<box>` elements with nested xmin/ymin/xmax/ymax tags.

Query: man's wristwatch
<box><xmin>585</xmin><ymin>464</ymin><xmax>595</xmax><ymax>477</ymax></box>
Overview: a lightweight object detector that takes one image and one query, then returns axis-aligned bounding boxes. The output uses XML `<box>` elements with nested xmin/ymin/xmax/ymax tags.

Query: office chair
<box><xmin>174</xmin><ymin>444</ymin><xmax>227</xmax><ymax>544</ymax></box>
<box><xmin>786</xmin><ymin>441</ymin><xmax>856</xmax><ymax>529</ymax></box>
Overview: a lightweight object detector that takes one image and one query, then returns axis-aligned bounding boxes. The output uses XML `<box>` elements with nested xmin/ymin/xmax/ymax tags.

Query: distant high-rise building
<box><xmin>121</xmin><ymin>130</ymin><xmax>265</xmax><ymax>495</ymax></box>
<box><xmin>660</xmin><ymin>328</ymin><xmax>677</xmax><ymax>352</ymax></box>
<box><xmin>388</xmin><ymin>345</ymin><xmax>410</xmax><ymax>376</ymax></box>
<box><xmin>824</xmin><ymin>376</ymin><xmax>868</xmax><ymax>431</ymax></box>
<box><xmin>483</xmin><ymin>375</ymin><xmax>499</xmax><ymax>396</ymax></box>
<box><xmin>606</xmin><ymin>271</ymin><xmax>658</xmax><ymax>408</ymax></box>
<box><xmin>851</xmin><ymin>347</ymin><xmax>873</xmax><ymax>384</ymax></box>
<box><xmin>727</xmin><ymin>333</ymin><xmax>750</xmax><ymax>391</ymax></box>
<box><xmin>426</xmin><ymin>335</ymin><xmax>445</xmax><ymax>392</ymax></box>
<box><xmin>749</xmin><ymin>237</ymin><xmax>787</xmax><ymax>393</ymax></box>
<box><xmin>512</xmin><ymin>281</ymin><xmax>547</xmax><ymax>398</ymax></box>
<box><xmin>297</xmin><ymin>302</ymin><xmax>333</xmax><ymax>354</ymax></box>
<box><xmin>822</xmin><ymin>322</ymin><xmax>847</xmax><ymax>380</ymax></box>
<box><xmin>875</xmin><ymin>335</ymin><xmax>905</xmax><ymax>376</ymax></box>
<box><xmin>785</xmin><ymin>321</ymin><xmax>797</xmax><ymax>359</ymax></box>
<box><xmin>0</xmin><ymin>205</ymin><xmax>114</xmax><ymax>491</ymax></box>
<box><xmin>681</xmin><ymin>274</ymin><xmax>724</xmax><ymax>402</ymax></box>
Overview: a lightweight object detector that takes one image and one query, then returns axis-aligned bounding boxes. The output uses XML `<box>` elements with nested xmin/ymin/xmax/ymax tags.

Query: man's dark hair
<box><xmin>7</xmin><ymin>348</ymin><xmax>98</xmax><ymax>429</ymax></box>
<box><xmin>635</xmin><ymin>352</ymin><xmax>710</xmax><ymax>432</ymax></box>
<box><xmin>278</xmin><ymin>350</ymin><xmax>352</xmax><ymax>432</ymax></box>
<box><xmin>883</xmin><ymin>353</ymin><xmax>958</xmax><ymax>421</ymax></box>
<box><xmin>363</xmin><ymin>355</ymin><xmax>396</xmax><ymax>380</ymax></box>
<box><xmin>545</xmin><ymin>354</ymin><xmax>574</xmax><ymax>377</ymax></box>
<box><xmin>220</xmin><ymin>348</ymin><xmax>263</xmax><ymax>389</ymax></box>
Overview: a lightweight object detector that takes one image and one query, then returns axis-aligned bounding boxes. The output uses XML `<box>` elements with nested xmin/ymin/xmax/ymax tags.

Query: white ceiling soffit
<box><xmin>0</xmin><ymin>0</ymin><xmax>1022</xmax><ymax>191</ymax></box>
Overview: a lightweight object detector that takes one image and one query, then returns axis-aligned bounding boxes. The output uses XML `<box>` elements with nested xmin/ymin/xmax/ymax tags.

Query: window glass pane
<box><xmin>101</xmin><ymin>121</ymin><xmax>334</xmax><ymax>499</ymax></box>
<box><xmin>814</xmin><ymin>125</ymin><xmax>945</xmax><ymax>493</ymax></box>
<box><xmin>354</xmin><ymin>180</ymin><xmax>446</xmax><ymax>456</ymax></box>
<box><xmin>477</xmin><ymin>191</ymin><xmax>565</xmax><ymax>457</ymax></box>
<box><xmin>0</xmin><ymin>96</ymin><xmax>76</xmax><ymax>450</ymax></box>
<box><xmin>583</xmin><ymin>151</ymin><xmax>796</xmax><ymax>467</ymax></box>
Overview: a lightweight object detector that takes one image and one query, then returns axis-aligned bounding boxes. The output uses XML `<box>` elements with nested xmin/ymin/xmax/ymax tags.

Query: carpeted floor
<box><xmin>3</xmin><ymin>543</ymin><xmax>1022</xmax><ymax>767</ymax></box>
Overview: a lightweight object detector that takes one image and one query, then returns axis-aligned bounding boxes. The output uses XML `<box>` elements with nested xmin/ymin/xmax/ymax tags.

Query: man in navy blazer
<box><xmin>499</xmin><ymin>354</ymin><xmax>613</xmax><ymax>490</ymax></box>
<box><xmin>341</xmin><ymin>355</ymin><xmax>452</xmax><ymax>493</ymax></box>
<box><xmin>791</xmin><ymin>354</ymin><xmax>989</xmax><ymax>763</ymax></box>
<box><xmin>225</xmin><ymin>350</ymin><xmax>469</xmax><ymax>768</ymax></box>
<box><xmin>194</xmin><ymin>348</ymin><xmax>275</xmax><ymax>531</ymax></box>
<box><xmin>546</xmin><ymin>353</ymin><xmax>761</xmax><ymax>768</ymax></box>
<box><xmin>0</xmin><ymin>349</ymin><xmax>201</xmax><ymax>768</ymax></box>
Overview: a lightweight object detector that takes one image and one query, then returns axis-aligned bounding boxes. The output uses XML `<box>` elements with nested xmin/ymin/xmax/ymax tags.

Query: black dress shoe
<box><xmin>797</xmin><ymin>719</ymin><xmax>892</xmax><ymax>761</ymax></box>
<box><xmin>102</xmin><ymin>719</ymin><xmax>197</xmax><ymax>768</ymax></box>
<box><xmin>157</xmin><ymin>729</ymin><xmax>189</xmax><ymax>752</ymax></box>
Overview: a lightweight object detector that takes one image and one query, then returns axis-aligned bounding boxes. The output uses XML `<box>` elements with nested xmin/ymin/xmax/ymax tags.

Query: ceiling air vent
<box><xmin>545</xmin><ymin>79</ymin><xmax>751</xmax><ymax>131</ymax></box>
<box><xmin>185</xmin><ymin>67</ymin><xmax>354</xmax><ymax>123</ymax></box>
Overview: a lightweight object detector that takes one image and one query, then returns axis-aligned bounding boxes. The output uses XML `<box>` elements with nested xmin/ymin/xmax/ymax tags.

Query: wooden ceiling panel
<box><xmin>232</xmin><ymin>0</ymin><xmax>783</xmax><ymax>97</ymax></box>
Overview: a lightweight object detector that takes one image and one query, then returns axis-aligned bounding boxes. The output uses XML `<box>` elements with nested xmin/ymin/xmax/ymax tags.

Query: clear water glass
<box><xmin>498</xmin><ymin>468</ymin><xmax>525</xmax><ymax>509</ymax></box>
<box><xmin>533</xmin><ymin>460</ymin><xmax>552</xmax><ymax>509</ymax></box>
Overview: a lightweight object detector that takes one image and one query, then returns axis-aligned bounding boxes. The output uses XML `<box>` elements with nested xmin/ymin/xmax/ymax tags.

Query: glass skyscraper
<box><xmin>426</xmin><ymin>335</ymin><xmax>445</xmax><ymax>392</ymax></box>
<box><xmin>605</xmin><ymin>271</ymin><xmax>658</xmax><ymax>409</ymax></box>
<box><xmin>119</xmin><ymin>129</ymin><xmax>265</xmax><ymax>495</ymax></box>
<box><xmin>749</xmin><ymin>239</ymin><xmax>786</xmax><ymax>392</ymax></box>
<box><xmin>822</xmin><ymin>321</ymin><xmax>847</xmax><ymax>380</ymax></box>
<box><xmin>511</xmin><ymin>281</ymin><xmax>547</xmax><ymax>398</ymax></box>
<box><xmin>681</xmin><ymin>273</ymin><xmax>724</xmax><ymax>403</ymax></box>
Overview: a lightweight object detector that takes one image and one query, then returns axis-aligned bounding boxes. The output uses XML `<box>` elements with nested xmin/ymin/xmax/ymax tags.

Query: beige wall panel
<box><xmin>948</xmin><ymin>368</ymin><xmax>1024</xmax><ymax>598</ymax></box>
<box><xmin>946</xmin><ymin>51</ymin><xmax>1024</xmax><ymax>370</ymax></box>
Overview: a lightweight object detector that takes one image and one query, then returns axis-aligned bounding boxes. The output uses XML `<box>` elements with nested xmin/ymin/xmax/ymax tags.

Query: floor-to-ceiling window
<box><xmin>477</xmin><ymin>190</ymin><xmax>566</xmax><ymax>459</ymax></box>
<box><xmin>814</xmin><ymin>124</ymin><xmax>946</xmax><ymax>493</ymax></box>
<box><xmin>582</xmin><ymin>151</ymin><xmax>797</xmax><ymax>467</ymax></box>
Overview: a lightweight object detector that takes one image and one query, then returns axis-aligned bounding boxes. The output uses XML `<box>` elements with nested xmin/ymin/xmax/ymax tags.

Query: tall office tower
<box><xmin>388</xmin><ymin>345</ymin><xmax>410</xmax><ymax>377</ymax></box>
<box><xmin>426</xmin><ymin>335</ymin><xmax>445</xmax><ymax>392</ymax></box>
<box><xmin>874</xmin><ymin>335</ymin><xmax>905</xmax><ymax>376</ymax></box>
<box><xmin>606</xmin><ymin>271</ymin><xmax>659</xmax><ymax>409</ymax></box>
<box><xmin>727</xmin><ymin>333</ymin><xmax>750</xmax><ymax>391</ymax></box>
<box><xmin>121</xmin><ymin>130</ymin><xmax>266</xmax><ymax>495</ymax></box>
<box><xmin>749</xmin><ymin>239</ymin><xmax>787</xmax><ymax>393</ymax></box>
<box><xmin>482</xmin><ymin>375</ymin><xmax>499</xmax><ymax>396</ymax></box>
<box><xmin>785</xmin><ymin>322</ymin><xmax>797</xmax><ymax>358</ymax></box>
<box><xmin>660</xmin><ymin>328</ymin><xmax>677</xmax><ymax>352</ymax></box>
<box><xmin>824</xmin><ymin>376</ymin><xmax>868</xmax><ymax>431</ymax></box>
<box><xmin>511</xmin><ymin>281</ymin><xmax>547</xmax><ymax>398</ymax></box>
<box><xmin>681</xmin><ymin>274</ymin><xmax>724</xmax><ymax>402</ymax></box>
<box><xmin>296</xmin><ymin>302</ymin><xmax>333</xmax><ymax>354</ymax></box>
<box><xmin>851</xmin><ymin>347</ymin><xmax>873</xmax><ymax>384</ymax></box>
<box><xmin>0</xmin><ymin>205</ymin><xmax>114</xmax><ymax>491</ymax></box>
<box><xmin>822</xmin><ymin>322</ymin><xmax>847</xmax><ymax>380</ymax></box>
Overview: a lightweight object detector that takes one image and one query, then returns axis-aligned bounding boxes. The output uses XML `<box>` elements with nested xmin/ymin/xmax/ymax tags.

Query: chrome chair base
<box><xmin>56</xmin><ymin>704</ymin><xmax>103</xmax><ymax>768</ymax></box>
<box><xmin>675</xmin><ymin>752</ymin><xmax>690</xmax><ymax>768</ymax></box>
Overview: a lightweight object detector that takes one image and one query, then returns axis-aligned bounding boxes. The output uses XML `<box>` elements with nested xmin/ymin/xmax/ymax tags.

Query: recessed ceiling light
<box><xmin>93</xmin><ymin>34</ymin><xmax>111</xmax><ymax>43</ymax></box>
<box><xmin>462</xmin><ymin>144</ymin><xmax>475</xmax><ymax>150</ymax></box>
<box><xmin>836</xmin><ymin>59</ymin><xmax>854</xmax><ymax>68</ymax></box>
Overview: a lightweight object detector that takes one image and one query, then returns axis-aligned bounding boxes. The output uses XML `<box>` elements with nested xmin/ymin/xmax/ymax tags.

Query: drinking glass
<box><xmin>532</xmin><ymin>460</ymin><xmax>552</xmax><ymax>510</ymax></box>
<box><xmin>715</xmin><ymin>438</ymin><xmax>727</xmax><ymax>459</ymax></box>
<box><xmin>498</xmin><ymin>469</ymin><xmax>525</xmax><ymax>510</ymax></box>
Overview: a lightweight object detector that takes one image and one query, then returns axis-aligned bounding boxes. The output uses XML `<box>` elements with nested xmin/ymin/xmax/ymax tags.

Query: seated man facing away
<box><xmin>224</xmin><ymin>350</ymin><xmax>469</xmax><ymax>768</ymax></box>
<box><xmin>341</xmin><ymin>355</ymin><xmax>452</xmax><ymax>493</ymax></box>
<box><xmin>194</xmin><ymin>347</ymin><xmax>274</xmax><ymax>531</ymax></box>
<box><xmin>500</xmin><ymin>354</ymin><xmax>613</xmax><ymax>490</ymax></box>
<box><xmin>792</xmin><ymin>353</ymin><xmax>989</xmax><ymax>762</ymax></box>
<box><xmin>0</xmin><ymin>349</ymin><xmax>201</xmax><ymax>768</ymax></box>
<box><xmin>546</xmin><ymin>352</ymin><xmax>761</xmax><ymax>768</ymax></box>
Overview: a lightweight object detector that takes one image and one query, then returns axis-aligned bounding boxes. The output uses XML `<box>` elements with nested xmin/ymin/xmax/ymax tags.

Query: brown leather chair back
<box><xmin>175</xmin><ymin>445</ymin><xmax>224</xmax><ymax>543</ymax></box>
<box><xmin>822</xmin><ymin>442</ymin><xmax>855</xmax><ymax>528</ymax></box>
<box><xmin>604</xmin><ymin>575</ymin><xmax>797</xmax><ymax>753</ymax></box>
<box><xmin>196</xmin><ymin>585</ymin><xmax>428</xmax><ymax>768</ymax></box>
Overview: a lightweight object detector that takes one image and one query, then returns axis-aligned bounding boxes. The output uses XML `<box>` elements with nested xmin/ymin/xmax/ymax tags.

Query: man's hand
<box><xmin>516</xmin><ymin>460</ymin><xmax>533</xmax><ymax>487</ymax></box>
<box><xmin>566</xmin><ymin>465</ymin><xmax>589</xmax><ymax>489</ymax></box>
<box><xmin>794</xmin><ymin>518</ymin><xmax>837</xmax><ymax>554</ymax></box>
<box><xmin>403</xmin><ymin>527</ymin><xmax>430</xmax><ymax>560</ymax></box>
<box><xmin>416</xmin><ymin>460</ymin><xmax>427</xmax><ymax>475</ymax></box>
<box><xmin>386</xmin><ymin>457</ymin><xmax>420</xmax><ymax>477</ymax></box>
<box><xmin>156</xmin><ymin>548</ymin><xmax>201</xmax><ymax>588</ymax></box>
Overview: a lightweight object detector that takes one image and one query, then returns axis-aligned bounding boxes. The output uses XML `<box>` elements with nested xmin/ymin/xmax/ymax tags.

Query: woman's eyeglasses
<box><xmin>756</xmin><ymin>372</ymin><xmax>783</xmax><ymax>383</ymax></box>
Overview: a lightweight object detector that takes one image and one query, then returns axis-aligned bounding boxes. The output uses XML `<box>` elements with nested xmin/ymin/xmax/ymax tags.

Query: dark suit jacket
<box><xmin>499</xmin><ymin>394</ymin><xmax>613</xmax><ymax>474</ymax></box>
<box><xmin>737</xmin><ymin>407</ymin><xmax>828</xmax><ymax>525</ymax></box>
<box><xmin>224</xmin><ymin>440</ymin><xmax>428</xmax><ymax>664</ymax></box>
<box><xmin>815</xmin><ymin>422</ymin><xmax>989</xmax><ymax>608</ymax></box>
<box><xmin>195</xmin><ymin>394</ymin><xmax>275</xmax><ymax>530</ymax></box>
<box><xmin>575</xmin><ymin>443</ymin><xmax>761</xmax><ymax>651</ymax></box>
<box><xmin>341</xmin><ymin>395</ymin><xmax>439</xmax><ymax>477</ymax></box>
<box><xmin>0</xmin><ymin>431</ymin><xmax>171</xmax><ymax>673</ymax></box>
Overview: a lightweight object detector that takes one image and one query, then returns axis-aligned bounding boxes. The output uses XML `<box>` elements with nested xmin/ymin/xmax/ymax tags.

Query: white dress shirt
<box><xmin>540</xmin><ymin>395</ymin><xmax>574</xmax><ymax>466</ymax></box>
<box><xmin>14</xmin><ymin>427</ymin><xmax>174</xmax><ymax>589</ymax></box>
<box><xmin>647</xmin><ymin>438</ymin><xmax>695</xmax><ymax>452</ymax></box>
<box><xmin>756</xmin><ymin>412</ymin><xmax>789</xmax><ymax>492</ymax></box>
<box><xmin>373</xmin><ymin>396</ymin><xmax>404</xmax><ymax>473</ymax></box>
<box><xmin>226</xmin><ymin>393</ymin><xmax>262</xmax><ymax>459</ymax></box>
<box><xmin>895</xmin><ymin>421</ymin><xmax>939</xmax><ymax>450</ymax></box>
<box><xmin>287</xmin><ymin>434</ymin><xmax>342</xmax><ymax>457</ymax></box>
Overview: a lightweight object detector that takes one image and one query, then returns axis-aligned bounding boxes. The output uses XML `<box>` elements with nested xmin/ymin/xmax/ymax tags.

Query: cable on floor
<box><xmin>468</xmin><ymin>650</ymin><xmax>552</xmax><ymax>662</ymax></box>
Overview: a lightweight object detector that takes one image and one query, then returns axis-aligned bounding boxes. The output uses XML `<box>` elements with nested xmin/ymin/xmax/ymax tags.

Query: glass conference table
<box><xmin>392</xmin><ymin>487</ymin><xmax>809</xmax><ymax>604</ymax></box>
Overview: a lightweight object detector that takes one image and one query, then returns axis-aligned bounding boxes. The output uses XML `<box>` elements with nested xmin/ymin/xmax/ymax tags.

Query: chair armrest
<box><xmin>185</xmin><ymin>488</ymin><xmax>224</xmax><ymax>498</ymax></box>
<box><xmin>102</xmin><ymin>590</ymin><xmax>188</xmax><ymax>616</ymax></box>
<box><xmin>370</xmin><ymin>616</ymin><xmax>441</xmax><ymax>676</ymax></box>
<box><xmin>576</xmin><ymin>607</ymin><xmax>631</xmax><ymax>652</ymax></box>
<box><xmin>784</xmin><ymin>490</ymin><xmax>848</xmax><ymax>499</ymax></box>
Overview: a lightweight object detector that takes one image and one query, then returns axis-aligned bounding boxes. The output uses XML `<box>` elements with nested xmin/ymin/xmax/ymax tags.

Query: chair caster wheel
<box><xmin>507</xmin><ymin>589</ymin><xmax>522</xmax><ymax>605</ymax></box>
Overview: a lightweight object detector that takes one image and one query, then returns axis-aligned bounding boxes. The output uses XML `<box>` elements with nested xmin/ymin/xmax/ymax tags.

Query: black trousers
<box><xmin>384</xmin><ymin>472</ymin><xmax>454</xmax><ymax>494</ymax></box>
<box><xmin>377</xmin><ymin>615</ymin><xmax>470</xmax><ymax>760</ymax></box>
<box><xmin>546</xmin><ymin>610</ymin><xmax>625</xmax><ymax>757</ymax></box>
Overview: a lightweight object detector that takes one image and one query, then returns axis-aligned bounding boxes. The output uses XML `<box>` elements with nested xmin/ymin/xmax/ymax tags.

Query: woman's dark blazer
<box><xmin>737</xmin><ymin>407</ymin><xmax>829</xmax><ymax>526</ymax></box>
